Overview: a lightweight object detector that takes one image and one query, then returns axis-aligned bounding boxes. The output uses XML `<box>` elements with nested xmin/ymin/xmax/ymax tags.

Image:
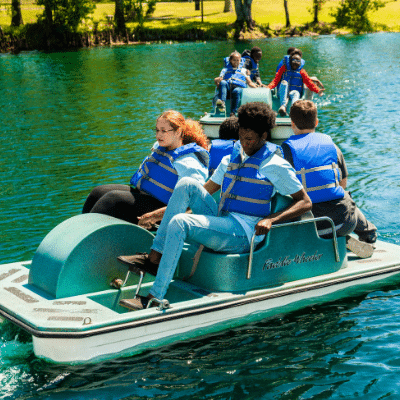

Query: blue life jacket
<box><xmin>276</xmin><ymin>55</ymin><xmax>305</xmax><ymax>72</ymax></box>
<box><xmin>209</xmin><ymin>139</ymin><xmax>235</xmax><ymax>175</ymax></box>
<box><xmin>222</xmin><ymin>57</ymin><xmax>247</xmax><ymax>88</ymax></box>
<box><xmin>284</xmin><ymin>132</ymin><xmax>345</xmax><ymax>204</ymax></box>
<box><xmin>282</xmin><ymin>56</ymin><xmax>305</xmax><ymax>96</ymax></box>
<box><xmin>241</xmin><ymin>54</ymin><xmax>259</xmax><ymax>81</ymax></box>
<box><xmin>219</xmin><ymin>142</ymin><xmax>281</xmax><ymax>217</ymax></box>
<box><xmin>131</xmin><ymin>143</ymin><xmax>209</xmax><ymax>205</ymax></box>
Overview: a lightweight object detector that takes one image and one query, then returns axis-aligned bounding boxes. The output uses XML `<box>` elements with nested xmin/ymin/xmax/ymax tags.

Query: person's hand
<box><xmin>310</xmin><ymin>76</ymin><xmax>324</xmax><ymax>89</ymax></box>
<box><xmin>214</xmin><ymin>77</ymin><xmax>223</xmax><ymax>86</ymax></box>
<box><xmin>138</xmin><ymin>211</ymin><xmax>158</xmax><ymax>230</ymax></box>
<box><xmin>255</xmin><ymin>218</ymin><xmax>273</xmax><ymax>235</ymax></box>
<box><xmin>318</xmin><ymin>88</ymin><xmax>325</xmax><ymax>97</ymax></box>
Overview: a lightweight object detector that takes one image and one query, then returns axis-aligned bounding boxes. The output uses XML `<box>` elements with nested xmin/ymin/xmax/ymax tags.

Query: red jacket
<box><xmin>268</xmin><ymin>65</ymin><xmax>321</xmax><ymax>93</ymax></box>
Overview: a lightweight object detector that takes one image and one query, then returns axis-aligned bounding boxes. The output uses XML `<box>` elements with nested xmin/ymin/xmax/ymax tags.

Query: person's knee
<box><xmin>336</xmin><ymin>216</ymin><xmax>357</xmax><ymax>237</ymax></box>
<box><xmin>169</xmin><ymin>214</ymin><xmax>191</xmax><ymax>235</ymax></box>
<box><xmin>280</xmin><ymin>80</ymin><xmax>288</xmax><ymax>87</ymax></box>
<box><xmin>91</xmin><ymin>191</ymin><xmax>123</xmax><ymax>211</ymax></box>
<box><xmin>89</xmin><ymin>185</ymin><xmax>110</xmax><ymax>199</ymax></box>
<box><xmin>175</xmin><ymin>176</ymin><xmax>201</xmax><ymax>191</ymax></box>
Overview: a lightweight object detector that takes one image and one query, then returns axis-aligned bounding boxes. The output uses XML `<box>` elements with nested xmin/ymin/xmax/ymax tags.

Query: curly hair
<box><xmin>237</xmin><ymin>102</ymin><xmax>276</xmax><ymax>140</ymax></box>
<box><xmin>158</xmin><ymin>110</ymin><xmax>209</xmax><ymax>150</ymax></box>
<box><xmin>219</xmin><ymin>116</ymin><xmax>239</xmax><ymax>140</ymax></box>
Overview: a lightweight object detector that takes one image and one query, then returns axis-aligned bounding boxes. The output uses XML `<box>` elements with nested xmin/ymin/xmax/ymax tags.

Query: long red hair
<box><xmin>158</xmin><ymin>110</ymin><xmax>209</xmax><ymax>150</ymax></box>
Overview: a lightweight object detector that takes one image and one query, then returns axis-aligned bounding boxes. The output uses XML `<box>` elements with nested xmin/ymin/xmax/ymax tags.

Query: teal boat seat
<box><xmin>177</xmin><ymin>194</ymin><xmax>347</xmax><ymax>292</ymax></box>
<box><xmin>29</xmin><ymin>214</ymin><xmax>155</xmax><ymax>298</ymax></box>
<box><xmin>240</xmin><ymin>87</ymin><xmax>273</xmax><ymax>108</ymax></box>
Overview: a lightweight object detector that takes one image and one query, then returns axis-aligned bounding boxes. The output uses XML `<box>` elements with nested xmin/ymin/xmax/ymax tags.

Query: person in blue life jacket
<box><xmin>117</xmin><ymin>102</ymin><xmax>312</xmax><ymax>311</ymax></box>
<box><xmin>276</xmin><ymin>48</ymin><xmax>324</xmax><ymax>90</ymax></box>
<box><xmin>268</xmin><ymin>52</ymin><xmax>325</xmax><ymax>117</ymax></box>
<box><xmin>282</xmin><ymin>100</ymin><xmax>377</xmax><ymax>258</ymax></box>
<box><xmin>241</xmin><ymin>46</ymin><xmax>266</xmax><ymax>87</ymax></box>
<box><xmin>208</xmin><ymin>116</ymin><xmax>239</xmax><ymax>176</ymax></box>
<box><xmin>82</xmin><ymin>110</ymin><xmax>210</xmax><ymax>226</ymax></box>
<box><xmin>214</xmin><ymin>51</ymin><xmax>257</xmax><ymax>116</ymax></box>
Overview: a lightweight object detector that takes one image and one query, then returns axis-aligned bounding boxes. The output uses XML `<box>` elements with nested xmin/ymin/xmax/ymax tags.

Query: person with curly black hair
<box><xmin>117</xmin><ymin>102</ymin><xmax>312</xmax><ymax>311</ymax></box>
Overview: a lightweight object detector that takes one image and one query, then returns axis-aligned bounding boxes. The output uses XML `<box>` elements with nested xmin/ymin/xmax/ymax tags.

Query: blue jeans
<box><xmin>150</xmin><ymin>177</ymin><xmax>250</xmax><ymax>300</ymax></box>
<box><xmin>218</xmin><ymin>80</ymin><xmax>243</xmax><ymax>114</ymax></box>
<box><xmin>278</xmin><ymin>80</ymin><xmax>301</xmax><ymax>109</ymax></box>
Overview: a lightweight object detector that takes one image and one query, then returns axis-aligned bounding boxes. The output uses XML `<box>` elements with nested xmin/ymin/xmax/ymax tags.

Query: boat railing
<box><xmin>247</xmin><ymin>216</ymin><xmax>339</xmax><ymax>279</ymax></box>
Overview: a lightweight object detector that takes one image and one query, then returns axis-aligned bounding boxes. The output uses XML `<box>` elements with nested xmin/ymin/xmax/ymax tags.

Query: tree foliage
<box><xmin>332</xmin><ymin>0</ymin><xmax>386</xmax><ymax>33</ymax></box>
<box><xmin>124</xmin><ymin>0</ymin><xmax>156</xmax><ymax>24</ymax></box>
<box><xmin>37</xmin><ymin>0</ymin><xmax>95</xmax><ymax>32</ymax></box>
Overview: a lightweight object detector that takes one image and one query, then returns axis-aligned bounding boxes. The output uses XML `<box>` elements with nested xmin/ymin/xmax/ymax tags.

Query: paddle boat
<box><xmin>1</xmin><ymin>192</ymin><xmax>400</xmax><ymax>364</ymax></box>
<box><xmin>199</xmin><ymin>87</ymin><xmax>314</xmax><ymax>141</ymax></box>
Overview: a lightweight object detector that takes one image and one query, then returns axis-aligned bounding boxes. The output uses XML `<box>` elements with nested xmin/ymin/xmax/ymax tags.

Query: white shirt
<box><xmin>210</xmin><ymin>145</ymin><xmax>303</xmax><ymax>245</ymax></box>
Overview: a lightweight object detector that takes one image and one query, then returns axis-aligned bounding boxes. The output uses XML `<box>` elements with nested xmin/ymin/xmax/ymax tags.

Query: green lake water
<box><xmin>1</xmin><ymin>33</ymin><xmax>400</xmax><ymax>399</ymax></box>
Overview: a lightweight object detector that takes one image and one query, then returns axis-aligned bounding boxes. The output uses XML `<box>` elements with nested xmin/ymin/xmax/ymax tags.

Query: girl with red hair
<box><xmin>82</xmin><ymin>110</ymin><xmax>209</xmax><ymax>225</ymax></box>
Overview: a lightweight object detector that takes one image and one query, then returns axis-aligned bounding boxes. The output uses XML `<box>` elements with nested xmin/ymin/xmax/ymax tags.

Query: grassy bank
<box><xmin>1</xmin><ymin>0</ymin><xmax>400</xmax><ymax>30</ymax></box>
<box><xmin>1</xmin><ymin>0</ymin><xmax>400</xmax><ymax>52</ymax></box>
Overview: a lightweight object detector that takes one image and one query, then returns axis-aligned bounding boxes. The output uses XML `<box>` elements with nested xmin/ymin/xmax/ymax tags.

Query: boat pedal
<box><xmin>110</xmin><ymin>269</ymin><xmax>146</xmax><ymax>297</ymax></box>
<box><xmin>148</xmin><ymin>297</ymin><xmax>170</xmax><ymax>311</ymax></box>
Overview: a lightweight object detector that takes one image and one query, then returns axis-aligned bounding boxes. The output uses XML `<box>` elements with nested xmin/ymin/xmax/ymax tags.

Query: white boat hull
<box><xmin>9</xmin><ymin>244</ymin><xmax>400</xmax><ymax>363</ymax></box>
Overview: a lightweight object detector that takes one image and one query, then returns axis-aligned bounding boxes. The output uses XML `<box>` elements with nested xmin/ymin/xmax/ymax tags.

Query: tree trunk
<box><xmin>114</xmin><ymin>0</ymin><xmax>126</xmax><ymax>34</ymax></box>
<box><xmin>284</xmin><ymin>0</ymin><xmax>290</xmax><ymax>28</ymax></box>
<box><xmin>11</xmin><ymin>0</ymin><xmax>23</xmax><ymax>26</ymax></box>
<box><xmin>313</xmin><ymin>1</ymin><xmax>319</xmax><ymax>24</ymax></box>
<box><xmin>44</xmin><ymin>1</ymin><xmax>53</xmax><ymax>26</ymax></box>
<box><xmin>233</xmin><ymin>0</ymin><xmax>254</xmax><ymax>30</ymax></box>
<box><xmin>223</xmin><ymin>0</ymin><xmax>232</xmax><ymax>13</ymax></box>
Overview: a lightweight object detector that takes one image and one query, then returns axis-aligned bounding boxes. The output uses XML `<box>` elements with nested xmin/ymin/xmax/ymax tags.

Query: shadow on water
<box><xmin>2</xmin><ymin>281</ymin><xmax>400</xmax><ymax>399</ymax></box>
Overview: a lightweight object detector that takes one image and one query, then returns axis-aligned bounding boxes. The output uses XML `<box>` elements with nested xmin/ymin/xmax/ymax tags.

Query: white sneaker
<box><xmin>216</xmin><ymin>99</ymin><xmax>226</xmax><ymax>112</ymax></box>
<box><xmin>346</xmin><ymin>236</ymin><xmax>374</xmax><ymax>259</ymax></box>
<box><xmin>278</xmin><ymin>105</ymin><xmax>287</xmax><ymax>116</ymax></box>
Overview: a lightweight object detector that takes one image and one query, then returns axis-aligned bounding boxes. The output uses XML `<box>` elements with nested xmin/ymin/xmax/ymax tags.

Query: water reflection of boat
<box><xmin>200</xmin><ymin>87</ymin><xmax>313</xmax><ymax>142</ymax></box>
<box><xmin>1</xmin><ymin>193</ymin><xmax>400</xmax><ymax>364</ymax></box>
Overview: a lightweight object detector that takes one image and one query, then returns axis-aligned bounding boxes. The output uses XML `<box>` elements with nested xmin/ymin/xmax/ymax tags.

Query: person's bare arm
<box><xmin>339</xmin><ymin>177</ymin><xmax>347</xmax><ymax>189</ymax></box>
<box><xmin>203</xmin><ymin>179</ymin><xmax>221</xmax><ymax>194</ymax></box>
<box><xmin>246</xmin><ymin>76</ymin><xmax>258</xmax><ymax>88</ymax></box>
<box><xmin>138</xmin><ymin>206</ymin><xmax>167</xmax><ymax>229</ymax></box>
<box><xmin>255</xmin><ymin>188</ymin><xmax>312</xmax><ymax>235</ymax></box>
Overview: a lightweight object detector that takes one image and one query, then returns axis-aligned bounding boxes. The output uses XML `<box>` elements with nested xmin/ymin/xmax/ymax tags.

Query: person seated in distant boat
<box><xmin>117</xmin><ymin>101</ymin><xmax>312</xmax><ymax>311</ymax></box>
<box><xmin>241</xmin><ymin>46</ymin><xmax>266</xmax><ymax>87</ymax></box>
<box><xmin>82</xmin><ymin>110</ymin><xmax>210</xmax><ymax>226</ymax></box>
<box><xmin>214</xmin><ymin>51</ymin><xmax>258</xmax><ymax>116</ymax></box>
<box><xmin>276</xmin><ymin>48</ymin><xmax>324</xmax><ymax>91</ymax></box>
<box><xmin>267</xmin><ymin>52</ymin><xmax>325</xmax><ymax>117</ymax></box>
<box><xmin>208</xmin><ymin>116</ymin><xmax>239</xmax><ymax>176</ymax></box>
<box><xmin>282</xmin><ymin>100</ymin><xmax>377</xmax><ymax>258</ymax></box>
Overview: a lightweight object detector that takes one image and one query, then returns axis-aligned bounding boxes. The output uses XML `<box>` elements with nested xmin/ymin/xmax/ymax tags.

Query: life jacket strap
<box><xmin>297</xmin><ymin>162</ymin><xmax>341</xmax><ymax>192</ymax></box>
<box><xmin>224</xmin><ymin>172</ymin><xmax>273</xmax><ymax>186</ymax></box>
<box><xmin>227</xmin><ymin>193</ymin><xmax>271</xmax><ymax>205</ymax></box>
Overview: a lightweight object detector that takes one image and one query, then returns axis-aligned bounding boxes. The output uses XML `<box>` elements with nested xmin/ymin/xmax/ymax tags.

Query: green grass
<box><xmin>1</xmin><ymin>0</ymin><xmax>399</xmax><ymax>32</ymax></box>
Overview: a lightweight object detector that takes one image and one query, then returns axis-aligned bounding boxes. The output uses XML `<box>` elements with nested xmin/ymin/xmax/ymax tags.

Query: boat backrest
<box><xmin>28</xmin><ymin>214</ymin><xmax>155</xmax><ymax>298</ymax></box>
<box><xmin>240</xmin><ymin>88</ymin><xmax>273</xmax><ymax>109</ymax></box>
